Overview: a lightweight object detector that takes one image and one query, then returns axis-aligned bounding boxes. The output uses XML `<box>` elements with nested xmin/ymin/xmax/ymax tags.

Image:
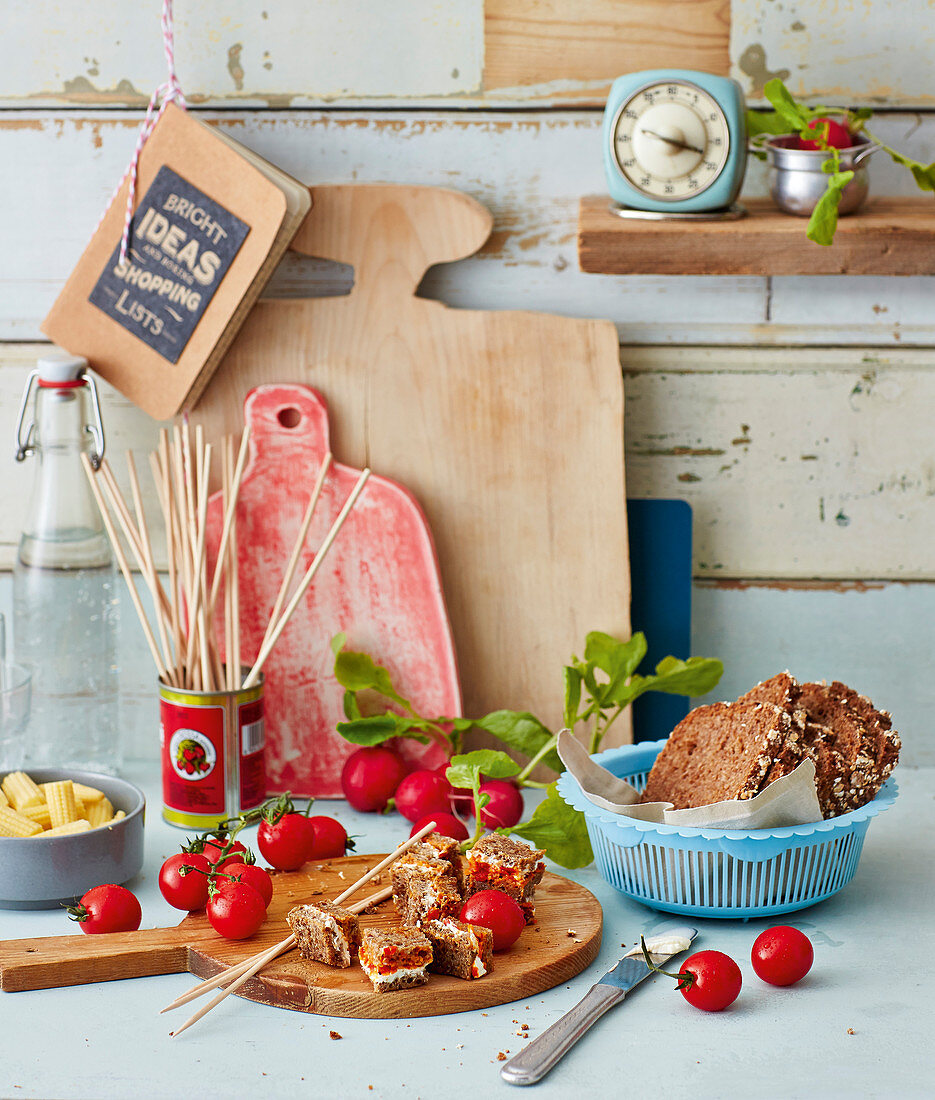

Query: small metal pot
<box><xmin>765</xmin><ymin>135</ymin><xmax>880</xmax><ymax>217</ymax></box>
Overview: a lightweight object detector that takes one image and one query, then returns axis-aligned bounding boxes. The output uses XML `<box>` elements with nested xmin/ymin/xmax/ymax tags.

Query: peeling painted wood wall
<box><xmin>2</xmin><ymin>2</ymin><xmax>933</xmax><ymax>763</ymax></box>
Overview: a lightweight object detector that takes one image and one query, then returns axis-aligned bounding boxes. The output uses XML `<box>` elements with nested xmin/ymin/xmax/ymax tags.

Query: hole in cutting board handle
<box><xmin>277</xmin><ymin>407</ymin><xmax>302</xmax><ymax>429</ymax></box>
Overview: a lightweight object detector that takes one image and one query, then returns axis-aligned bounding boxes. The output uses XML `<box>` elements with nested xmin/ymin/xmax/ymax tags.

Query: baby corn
<box><xmin>44</xmin><ymin>780</ymin><xmax>80</xmax><ymax>829</ymax></box>
<box><xmin>84</xmin><ymin>797</ymin><xmax>115</xmax><ymax>828</ymax></box>
<box><xmin>0</xmin><ymin>805</ymin><xmax>43</xmax><ymax>837</ymax></box>
<box><xmin>0</xmin><ymin>771</ymin><xmax>128</xmax><ymax>838</ymax></box>
<box><xmin>2</xmin><ymin>771</ymin><xmax>43</xmax><ymax>811</ymax></box>
<box><xmin>38</xmin><ymin>819</ymin><xmax>93</xmax><ymax>838</ymax></box>
<box><xmin>18</xmin><ymin>802</ymin><xmax>52</xmax><ymax>829</ymax></box>
<box><xmin>72</xmin><ymin>782</ymin><xmax>105</xmax><ymax>804</ymax></box>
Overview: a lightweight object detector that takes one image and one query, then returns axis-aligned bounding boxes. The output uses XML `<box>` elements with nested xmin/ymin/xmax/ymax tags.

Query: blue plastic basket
<box><xmin>557</xmin><ymin>740</ymin><xmax>898</xmax><ymax>919</ymax></box>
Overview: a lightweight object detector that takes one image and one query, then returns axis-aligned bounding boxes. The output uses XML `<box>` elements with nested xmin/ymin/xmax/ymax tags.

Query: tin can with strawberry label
<box><xmin>159</xmin><ymin>673</ymin><xmax>265</xmax><ymax>829</ymax></box>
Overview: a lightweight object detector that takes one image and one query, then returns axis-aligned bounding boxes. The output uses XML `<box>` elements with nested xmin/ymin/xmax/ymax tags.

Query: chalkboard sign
<box><xmin>88</xmin><ymin>166</ymin><xmax>250</xmax><ymax>364</ymax></box>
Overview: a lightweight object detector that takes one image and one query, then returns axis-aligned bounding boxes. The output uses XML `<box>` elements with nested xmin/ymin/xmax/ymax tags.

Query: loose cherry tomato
<box><xmin>66</xmin><ymin>884</ymin><xmax>142</xmax><ymax>934</ymax></box>
<box><xmin>410</xmin><ymin>812</ymin><xmax>469</xmax><ymax>841</ymax></box>
<box><xmin>206</xmin><ymin>882</ymin><xmax>267</xmax><ymax>939</ymax></box>
<box><xmin>201</xmin><ymin>835</ymin><xmax>249</xmax><ymax>867</ymax></box>
<box><xmin>478</xmin><ymin>779</ymin><xmax>524</xmax><ymax>828</ymax></box>
<box><xmin>257</xmin><ymin>812</ymin><xmax>315</xmax><ymax>871</ymax></box>
<box><xmin>460</xmin><ymin>890</ymin><xmax>525</xmax><ymax>952</ymax></box>
<box><xmin>675</xmin><ymin>950</ymin><xmax>742</xmax><ymax>1012</ymax></box>
<box><xmin>394</xmin><ymin>770</ymin><xmax>453</xmax><ymax>823</ymax></box>
<box><xmin>341</xmin><ymin>746</ymin><xmax>407</xmax><ymax>812</ymax></box>
<box><xmin>219</xmin><ymin>862</ymin><xmax>274</xmax><ymax>908</ymax></box>
<box><xmin>796</xmin><ymin>117</ymin><xmax>853</xmax><ymax>150</ymax></box>
<box><xmin>751</xmin><ymin>925</ymin><xmax>814</xmax><ymax>987</ymax></box>
<box><xmin>307</xmin><ymin>815</ymin><xmax>353</xmax><ymax>859</ymax></box>
<box><xmin>158</xmin><ymin>851</ymin><xmax>212</xmax><ymax>911</ymax></box>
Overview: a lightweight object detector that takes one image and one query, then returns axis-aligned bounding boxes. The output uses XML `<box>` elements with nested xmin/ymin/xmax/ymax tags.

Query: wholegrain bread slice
<box><xmin>797</xmin><ymin>680</ymin><xmax>900</xmax><ymax>816</ymax></box>
<box><xmin>639</xmin><ymin>700</ymin><xmax>800</xmax><ymax>809</ymax></box>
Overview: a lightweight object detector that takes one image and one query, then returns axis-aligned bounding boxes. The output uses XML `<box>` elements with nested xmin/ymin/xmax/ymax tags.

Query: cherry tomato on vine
<box><xmin>460</xmin><ymin>890</ymin><xmax>525</xmax><ymax>952</ymax></box>
<box><xmin>258</xmin><ymin>812</ymin><xmax>315</xmax><ymax>871</ymax></box>
<box><xmin>751</xmin><ymin>926</ymin><xmax>814</xmax><ymax>987</ymax></box>
<box><xmin>66</xmin><ymin>884</ymin><xmax>142</xmax><ymax>934</ymax></box>
<box><xmin>158</xmin><ymin>851</ymin><xmax>212</xmax><ymax>911</ymax></box>
<box><xmin>220</xmin><ymin>862</ymin><xmax>274</xmax><ymax>908</ymax></box>
<box><xmin>307</xmin><ymin>815</ymin><xmax>353</xmax><ymax>859</ymax></box>
<box><xmin>206</xmin><ymin>882</ymin><xmax>267</xmax><ymax>939</ymax></box>
<box><xmin>674</xmin><ymin>950</ymin><xmax>742</xmax><ymax>1012</ymax></box>
<box><xmin>201</xmin><ymin>836</ymin><xmax>249</xmax><ymax>867</ymax></box>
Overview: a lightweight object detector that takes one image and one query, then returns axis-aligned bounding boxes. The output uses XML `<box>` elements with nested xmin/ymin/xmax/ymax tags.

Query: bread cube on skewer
<box><xmin>287</xmin><ymin>901</ymin><xmax>361</xmax><ymax>968</ymax></box>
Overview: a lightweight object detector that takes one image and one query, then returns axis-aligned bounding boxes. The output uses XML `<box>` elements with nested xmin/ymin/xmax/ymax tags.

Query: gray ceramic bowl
<box><xmin>0</xmin><ymin>767</ymin><xmax>145</xmax><ymax>910</ymax></box>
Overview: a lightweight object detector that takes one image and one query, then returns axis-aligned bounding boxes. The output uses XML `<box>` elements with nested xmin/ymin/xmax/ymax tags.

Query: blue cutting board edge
<box><xmin>626</xmin><ymin>498</ymin><xmax>693</xmax><ymax>742</ymax></box>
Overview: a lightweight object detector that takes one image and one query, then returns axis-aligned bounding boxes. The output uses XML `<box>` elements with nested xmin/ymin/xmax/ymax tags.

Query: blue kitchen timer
<box><xmin>603</xmin><ymin>69</ymin><xmax>748</xmax><ymax>217</ymax></box>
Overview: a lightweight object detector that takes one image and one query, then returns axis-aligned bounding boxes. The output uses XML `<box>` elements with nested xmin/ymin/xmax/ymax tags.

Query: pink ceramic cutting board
<box><xmin>206</xmin><ymin>384</ymin><xmax>458</xmax><ymax>796</ymax></box>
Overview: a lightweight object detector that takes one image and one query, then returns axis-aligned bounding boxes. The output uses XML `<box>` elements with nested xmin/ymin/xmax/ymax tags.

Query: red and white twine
<box><xmin>108</xmin><ymin>0</ymin><xmax>187</xmax><ymax>265</ymax></box>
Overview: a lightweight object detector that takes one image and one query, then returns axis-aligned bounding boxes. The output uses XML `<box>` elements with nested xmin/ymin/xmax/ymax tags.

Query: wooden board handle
<box><xmin>0</xmin><ymin>925</ymin><xmax>204</xmax><ymax>993</ymax></box>
<box><xmin>289</xmin><ymin>184</ymin><xmax>493</xmax><ymax>292</ymax></box>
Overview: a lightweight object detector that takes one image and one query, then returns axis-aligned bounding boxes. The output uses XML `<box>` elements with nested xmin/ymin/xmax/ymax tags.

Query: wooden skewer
<box><xmin>242</xmin><ymin>468</ymin><xmax>371</xmax><ymax>689</ymax></box>
<box><xmin>167</xmin><ymin>821</ymin><xmax>438</xmax><ymax>1035</ymax></box>
<box><xmin>160</xmin><ymin>884</ymin><xmax>392</xmax><ymax>1014</ymax></box>
<box><xmin>81</xmin><ymin>455</ymin><xmax>169</xmax><ymax>680</ymax></box>
<box><xmin>207</xmin><ymin>427</ymin><xmax>251</xmax><ymax>616</ymax></box>
<box><xmin>257</xmin><ymin>451</ymin><xmax>333</xmax><ymax>657</ymax></box>
<box><xmin>222</xmin><ymin>441</ymin><xmax>235</xmax><ymax>693</ymax></box>
<box><xmin>126</xmin><ymin>451</ymin><xmax>176</xmax><ymax>685</ymax></box>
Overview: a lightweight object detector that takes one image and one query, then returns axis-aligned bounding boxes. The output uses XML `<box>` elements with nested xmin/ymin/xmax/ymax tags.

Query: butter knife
<box><xmin>499</xmin><ymin>925</ymin><xmax>697</xmax><ymax>1086</ymax></box>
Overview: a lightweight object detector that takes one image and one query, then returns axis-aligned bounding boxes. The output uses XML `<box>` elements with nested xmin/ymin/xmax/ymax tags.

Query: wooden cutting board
<box><xmin>189</xmin><ymin>184</ymin><xmax>631</xmax><ymax>740</ymax></box>
<box><xmin>205</xmin><ymin>384</ymin><xmax>460</xmax><ymax>796</ymax></box>
<box><xmin>0</xmin><ymin>855</ymin><xmax>602</xmax><ymax>1019</ymax></box>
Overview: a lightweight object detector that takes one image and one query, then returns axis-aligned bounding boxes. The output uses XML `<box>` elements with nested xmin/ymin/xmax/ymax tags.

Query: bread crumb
<box><xmin>567</xmin><ymin>929</ymin><xmax>577</xmax><ymax>936</ymax></box>
<box><xmin>521</xmin><ymin>1024</ymin><xmax>529</xmax><ymax>1031</ymax></box>
<box><xmin>329</xmin><ymin>1030</ymin><xmax>342</xmax><ymax>1040</ymax></box>
<box><xmin>497</xmin><ymin>1052</ymin><xmax>507</xmax><ymax>1061</ymax></box>
<box><xmin>847</xmin><ymin>1028</ymin><xmax>855</xmax><ymax>1035</ymax></box>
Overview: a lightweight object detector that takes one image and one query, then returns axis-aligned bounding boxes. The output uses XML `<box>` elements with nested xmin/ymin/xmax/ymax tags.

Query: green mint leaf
<box><xmin>333</xmin><ymin>647</ymin><xmax>408</xmax><ymax>707</ymax></box>
<box><xmin>507</xmin><ymin>783</ymin><xmax>593</xmax><ymax>869</ymax></box>
<box><xmin>475</xmin><ymin>711</ymin><xmax>562</xmax><ymax>774</ymax></box>
<box><xmin>330</xmin><ymin>632</ymin><xmax>347</xmax><ymax>656</ymax></box>
<box><xmin>449</xmin><ymin>717</ymin><xmax>475</xmax><ymax>733</ymax></box>
<box><xmin>335</xmin><ymin>714</ymin><xmax>425</xmax><ymax>746</ymax></box>
<box><xmin>806</xmin><ymin>171</ymin><xmax>853</xmax><ymax>245</ymax></box>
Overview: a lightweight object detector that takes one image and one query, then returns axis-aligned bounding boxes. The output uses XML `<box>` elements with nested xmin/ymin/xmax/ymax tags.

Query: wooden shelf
<box><xmin>578</xmin><ymin>196</ymin><xmax>935</xmax><ymax>276</ymax></box>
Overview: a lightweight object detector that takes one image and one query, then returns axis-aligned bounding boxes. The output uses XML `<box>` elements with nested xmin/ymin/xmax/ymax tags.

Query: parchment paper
<box><xmin>557</xmin><ymin>729</ymin><xmax>823</xmax><ymax>828</ymax></box>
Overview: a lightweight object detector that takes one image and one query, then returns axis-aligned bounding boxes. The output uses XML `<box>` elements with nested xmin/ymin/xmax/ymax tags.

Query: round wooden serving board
<box><xmin>0</xmin><ymin>854</ymin><xmax>602</xmax><ymax>1019</ymax></box>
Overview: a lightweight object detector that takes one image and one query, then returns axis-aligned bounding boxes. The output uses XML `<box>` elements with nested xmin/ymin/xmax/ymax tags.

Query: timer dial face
<box><xmin>610</xmin><ymin>80</ymin><xmax>731</xmax><ymax>201</ymax></box>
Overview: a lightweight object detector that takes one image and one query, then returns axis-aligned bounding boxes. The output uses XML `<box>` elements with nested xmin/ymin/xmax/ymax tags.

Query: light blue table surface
<box><xmin>1</xmin><ymin>760</ymin><xmax>932</xmax><ymax>1100</ymax></box>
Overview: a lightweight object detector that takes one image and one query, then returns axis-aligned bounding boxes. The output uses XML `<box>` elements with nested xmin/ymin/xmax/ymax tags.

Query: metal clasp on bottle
<box><xmin>14</xmin><ymin>369</ymin><xmax>106</xmax><ymax>470</ymax></box>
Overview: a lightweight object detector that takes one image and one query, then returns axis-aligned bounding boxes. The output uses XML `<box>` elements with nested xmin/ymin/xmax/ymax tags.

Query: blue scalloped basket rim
<box><xmin>556</xmin><ymin>739</ymin><xmax>899</xmax><ymax>842</ymax></box>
